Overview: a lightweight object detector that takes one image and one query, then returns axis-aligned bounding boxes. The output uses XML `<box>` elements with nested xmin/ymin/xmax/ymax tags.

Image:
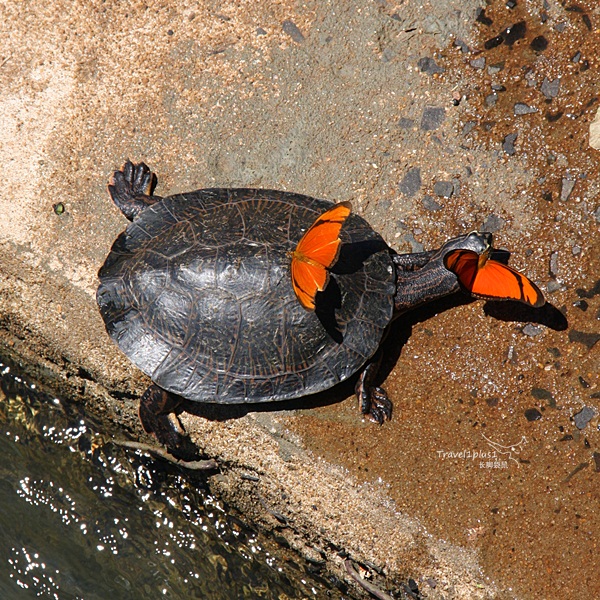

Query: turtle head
<box><xmin>439</xmin><ymin>231</ymin><xmax>492</xmax><ymax>257</ymax></box>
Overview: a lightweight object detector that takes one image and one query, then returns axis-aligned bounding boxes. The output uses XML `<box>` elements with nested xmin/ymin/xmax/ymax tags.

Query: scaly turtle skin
<box><xmin>97</xmin><ymin>161</ymin><xmax>490</xmax><ymax>454</ymax></box>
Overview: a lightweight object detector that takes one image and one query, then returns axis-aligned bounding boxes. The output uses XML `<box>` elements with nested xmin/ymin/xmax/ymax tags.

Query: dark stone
<box><xmin>503</xmin><ymin>21</ymin><xmax>526</xmax><ymax>45</ymax></box>
<box><xmin>398</xmin><ymin>117</ymin><xmax>415</xmax><ymax>129</ymax></box>
<box><xmin>568</xmin><ymin>330</ymin><xmax>600</xmax><ymax>350</ymax></box>
<box><xmin>476</xmin><ymin>8</ymin><xmax>493</xmax><ymax>26</ymax></box>
<box><xmin>530</xmin><ymin>35</ymin><xmax>548</xmax><ymax>51</ymax></box>
<box><xmin>525</xmin><ymin>408</ymin><xmax>542</xmax><ymax>421</ymax></box>
<box><xmin>503</xmin><ymin>132</ymin><xmax>518</xmax><ymax>155</ymax></box>
<box><xmin>421</xmin><ymin>106</ymin><xmax>446</xmax><ymax>130</ymax></box>
<box><xmin>484</xmin><ymin>35</ymin><xmax>504</xmax><ymax>50</ymax></box>
<box><xmin>531</xmin><ymin>387</ymin><xmax>556</xmax><ymax>408</ymax></box>
<box><xmin>418</xmin><ymin>57</ymin><xmax>445</xmax><ymax>75</ymax></box>
<box><xmin>573</xmin><ymin>300</ymin><xmax>588</xmax><ymax>311</ymax></box>
<box><xmin>433</xmin><ymin>181</ymin><xmax>453</xmax><ymax>198</ymax></box>
<box><xmin>282</xmin><ymin>20</ymin><xmax>305</xmax><ymax>43</ymax></box>
<box><xmin>399</xmin><ymin>167</ymin><xmax>421</xmax><ymax>198</ymax></box>
<box><xmin>422</xmin><ymin>195</ymin><xmax>442</xmax><ymax>211</ymax></box>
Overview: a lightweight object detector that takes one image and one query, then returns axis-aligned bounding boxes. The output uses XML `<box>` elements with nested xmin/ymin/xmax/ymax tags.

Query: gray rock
<box><xmin>282</xmin><ymin>20</ymin><xmax>305</xmax><ymax>43</ymax></box>
<box><xmin>514</xmin><ymin>102</ymin><xmax>538</xmax><ymax>115</ymax></box>
<box><xmin>418</xmin><ymin>57</ymin><xmax>445</xmax><ymax>75</ymax></box>
<box><xmin>503</xmin><ymin>132</ymin><xmax>518</xmax><ymax>155</ymax></box>
<box><xmin>433</xmin><ymin>181</ymin><xmax>454</xmax><ymax>198</ymax></box>
<box><xmin>421</xmin><ymin>107</ymin><xmax>446</xmax><ymax>131</ymax></box>
<box><xmin>523</xmin><ymin>324</ymin><xmax>544</xmax><ymax>337</ymax></box>
<box><xmin>486</xmin><ymin>93</ymin><xmax>498</xmax><ymax>107</ymax></box>
<box><xmin>560</xmin><ymin>177</ymin><xmax>576</xmax><ymax>201</ymax></box>
<box><xmin>549</xmin><ymin>251</ymin><xmax>559</xmax><ymax>277</ymax></box>
<box><xmin>541</xmin><ymin>77</ymin><xmax>560</xmax><ymax>99</ymax></box>
<box><xmin>422</xmin><ymin>195</ymin><xmax>442</xmax><ymax>211</ymax></box>
<box><xmin>398</xmin><ymin>117</ymin><xmax>415</xmax><ymax>129</ymax></box>
<box><xmin>574</xmin><ymin>406</ymin><xmax>596</xmax><ymax>430</ymax></box>
<box><xmin>594</xmin><ymin>206</ymin><xmax>600</xmax><ymax>223</ymax></box>
<box><xmin>481</xmin><ymin>214</ymin><xmax>506</xmax><ymax>233</ymax></box>
<box><xmin>470</xmin><ymin>57</ymin><xmax>486</xmax><ymax>69</ymax></box>
<box><xmin>399</xmin><ymin>167</ymin><xmax>421</xmax><ymax>198</ymax></box>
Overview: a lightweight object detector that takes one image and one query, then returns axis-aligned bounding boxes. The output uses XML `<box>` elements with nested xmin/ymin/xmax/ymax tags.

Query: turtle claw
<box><xmin>355</xmin><ymin>377</ymin><xmax>393</xmax><ymax>424</ymax></box>
<box><xmin>139</xmin><ymin>384</ymin><xmax>199</xmax><ymax>461</ymax></box>
<box><xmin>108</xmin><ymin>160</ymin><xmax>159</xmax><ymax>221</ymax></box>
<box><xmin>366</xmin><ymin>387</ymin><xmax>393</xmax><ymax>424</ymax></box>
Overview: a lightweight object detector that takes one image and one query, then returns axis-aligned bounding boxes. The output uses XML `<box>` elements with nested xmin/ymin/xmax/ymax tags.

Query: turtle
<box><xmin>97</xmin><ymin>161</ymin><xmax>492</xmax><ymax>454</ymax></box>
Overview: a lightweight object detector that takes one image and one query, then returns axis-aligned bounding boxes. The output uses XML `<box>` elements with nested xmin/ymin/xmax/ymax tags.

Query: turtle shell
<box><xmin>97</xmin><ymin>189</ymin><xmax>395</xmax><ymax>403</ymax></box>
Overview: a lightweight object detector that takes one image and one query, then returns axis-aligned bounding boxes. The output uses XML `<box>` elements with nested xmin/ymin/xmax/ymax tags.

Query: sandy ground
<box><xmin>0</xmin><ymin>1</ymin><xmax>598</xmax><ymax>598</ymax></box>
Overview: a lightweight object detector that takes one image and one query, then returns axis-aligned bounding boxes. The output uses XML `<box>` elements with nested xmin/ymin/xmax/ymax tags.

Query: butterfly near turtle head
<box><xmin>444</xmin><ymin>244</ymin><xmax>545</xmax><ymax>308</ymax></box>
<box><xmin>290</xmin><ymin>202</ymin><xmax>352</xmax><ymax>311</ymax></box>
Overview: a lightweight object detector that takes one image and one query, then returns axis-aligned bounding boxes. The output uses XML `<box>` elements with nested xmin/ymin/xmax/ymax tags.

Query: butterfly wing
<box><xmin>445</xmin><ymin>249</ymin><xmax>545</xmax><ymax>307</ymax></box>
<box><xmin>290</xmin><ymin>258</ymin><xmax>329</xmax><ymax>311</ymax></box>
<box><xmin>291</xmin><ymin>202</ymin><xmax>352</xmax><ymax>311</ymax></box>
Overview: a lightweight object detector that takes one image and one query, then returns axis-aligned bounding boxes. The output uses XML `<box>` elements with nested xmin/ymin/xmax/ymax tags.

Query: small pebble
<box><xmin>503</xmin><ymin>132</ymin><xmax>518</xmax><ymax>155</ymax></box>
<box><xmin>470</xmin><ymin>57</ymin><xmax>486</xmax><ymax>69</ymax></box>
<box><xmin>418</xmin><ymin>57</ymin><xmax>445</xmax><ymax>75</ymax></box>
<box><xmin>256</xmin><ymin>27</ymin><xmax>267</xmax><ymax>36</ymax></box>
<box><xmin>531</xmin><ymin>387</ymin><xmax>556</xmax><ymax>408</ymax></box>
<box><xmin>403</xmin><ymin>233</ymin><xmax>424</xmax><ymax>253</ymax></box>
<box><xmin>454</xmin><ymin>39</ymin><xmax>469</xmax><ymax>53</ymax></box>
<box><xmin>484</xmin><ymin>36</ymin><xmax>504</xmax><ymax>50</ymax></box>
<box><xmin>541</xmin><ymin>77</ymin><xmax>560</xmax><ymax>99</ymax></box>
<box><xmin>549</xmin><ymin>251</ymin><xmax>559</xmax><ymax>277</ymax></box>
<box><xmin>475</xmin><ymin>8</ymin><xmax>493</xmax><ymax>26</ymax></box>
<box><xmin>492</xmin><ymin>84</ymin><xmax>506</xmax><ymax>92</ymax></box>
<box><xmin>422</xmin><ymin>195</ymin><xmax>442</xmax><ymax>211</ymax></box>
<box><xmin>398</xmin><ymin>167</ymin><xmax>421</xmax><ymax>198</ymax></box>
<box><xmin>573</xmin><ymin>406</ymin><xmax>596</xmax><ymax>430</ymax></box>
<box><xmin>481</xmin><ymin>213</ymin><xmax>505</xmax><ymax>233</ymax></box>
<box><xmin>593</xmin><ymin>206</ymin><xmax>600</xmax><ymax>223</ymax></box>
<box><xmin>572</xmin><ymin>245</ymin><xmax>581</xmax><ymax>255</ymax></box>
<box><xmin>554</xmin><ymin>22</ymin><xmax>567</xmax><ymax>33</ymax></box>
<box><xmin>573</xmin><ymin>300</ymin><xmax>588</xmax><ymax>311</ymax></box>
<box><xmin>506</xmin><ymin>0</ymin><xmax>517</xmax><ymax>8</ymax></box>
<box><xmin>571</xmin><ymin>51</ymin><xmax>581</xmax><ymax>63</ymax></box>
<box><xmin>433</xmin><ymin>181</ymin><xmax>454</xmax><ymax>198</ymax></box>
<box><xmin>530</xmin><ymin>35</ymin><xmax>548</xmax><ymax>51</ymax></box>
<box><xmin>282</xmin><ymin>20</ymin><xmax>305</xmax><ymax>43</ymax></box>
<box><xmin>523</xmin><ymin>324</ymin><xmax>544</xmax><ymax>337</ymax></box>
<box><xmin>462</xmin><ymin>121</ymin><xmax>477</xmax><ymax>136</ymax></box>
<box><xmin>398</xmin><ymin>117</ymin><xmax>414</xmax><ymax>129</ymax></box>
<box><xmin>486</xmin><ymin>94</ymin><xmax>498</xmax><ymax>107</ymax></box>
<box><xmin>546</xmin><ymin>280</ymin><xmax>563</xmax><ymax>293</ymax></box>
<box><xmin>421</xmin><ymin>106</ymin><xmax>446</xmax><ymax>131</ymax></box>
<box><xmin>488</xmin><ymin>63</ymin><xmax>504</xmax><ymax>74</ymax></box>
<box><xmin>503</xmin><ymin>21</ymin><xmax>526</xmax><ymax>45</ymax></box>
<box><xmin>560</xmin><ymin>177</ymin><xmax>576</xmax><ymax>201</ymax></box>
<box><xmin>525</xmin><ymin>408</ymin><xmax>542</xmax><ymax>421</ymax></box>
<box><xmin>514</xmin><ymin>102</ymin><xmax>538</xmax><ymax>115</ymax></box>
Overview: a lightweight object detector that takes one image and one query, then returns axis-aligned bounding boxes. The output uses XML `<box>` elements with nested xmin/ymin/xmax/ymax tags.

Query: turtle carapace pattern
<box><xmin>98</xmin><ymin>161</ymin><xmax>492</xmax><ymax>455</ymax></box>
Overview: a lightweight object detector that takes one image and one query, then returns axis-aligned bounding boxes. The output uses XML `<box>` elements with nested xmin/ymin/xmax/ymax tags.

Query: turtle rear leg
<box><xmin>139</xmin><ymin>384</ymin><xmax>199</xmax><ymax>460</ymax></box>
<box><xmin>355</xmin><ymin>353</ymin><xmax>392</xmax><ymax>424</ymax></box>
<box><xmin>108</xmin><ymin>160</ymin><xmax>162</xmax><ymax>221</ymax></box>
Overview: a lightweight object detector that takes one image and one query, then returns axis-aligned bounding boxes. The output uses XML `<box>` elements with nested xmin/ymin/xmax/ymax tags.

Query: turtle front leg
<box><xmin>355</xmin><ymin>354</ymin><xmax>392</xmax><ymax>424</ymax></box>
<box><xmin>138</xmin><ymin>384</ymin><xmax>199</xmax><ymax>460</ymax></box>
<box><xmin>108</xmin><ymin>160</ymin><xmax>162</xmax><ymax>221</ymax></box>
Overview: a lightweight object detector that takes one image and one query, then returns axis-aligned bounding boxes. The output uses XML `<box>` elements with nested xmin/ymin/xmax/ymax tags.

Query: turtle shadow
<box><xmin>175</xmin><ymin>293</ymin><xmax>564</xmax><ymax>425</ymax></box>
<box><xmin>315</xmin><ymin>238</ymin><xmax>390</xmax><ymax>344</ymax></box>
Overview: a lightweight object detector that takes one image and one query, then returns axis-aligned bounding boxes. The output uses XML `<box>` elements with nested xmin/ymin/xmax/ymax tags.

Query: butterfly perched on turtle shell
<box><xmin>290</xmin><ymin>202</ymin><xmax>352</xmax><ymax>311</ymax></box>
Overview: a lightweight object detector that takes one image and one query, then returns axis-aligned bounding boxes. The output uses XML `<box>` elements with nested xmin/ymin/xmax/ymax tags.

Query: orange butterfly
<box><xmin>444</xmin><ymin>248</ymin><xmax>545</xmax><ymax>307</ymax></box>
<box><xmin>291</xmin><ymin>202</ymin><xmax>352</xmax><ymax>311</ymax></box>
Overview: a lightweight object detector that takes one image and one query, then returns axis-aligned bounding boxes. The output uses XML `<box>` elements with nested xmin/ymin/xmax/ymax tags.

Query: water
<box><xmin>0</xmin><ymin>358</ymin><xmax>348</xmax><ymax>599</ymax></box>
